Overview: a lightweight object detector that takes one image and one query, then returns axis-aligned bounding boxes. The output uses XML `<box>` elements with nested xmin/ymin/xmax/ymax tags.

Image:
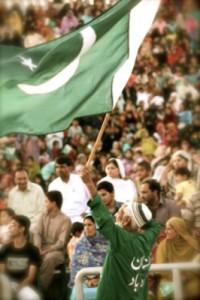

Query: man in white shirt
<box><xmin>8</xmin><ymin>167</ymin><xmax>45</xmax><ymax>230</ymax></box>
<box><xmin>48</xmin><ymin>156</ymin><xmax>89</xmax><ymax>223</ymax></box>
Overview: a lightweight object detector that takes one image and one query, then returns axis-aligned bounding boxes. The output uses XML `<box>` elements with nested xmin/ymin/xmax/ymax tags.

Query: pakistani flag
<box><xmin>0</xmin><ymin>0</ymin><xmax>160</xmax><ymax>137</ymax></box>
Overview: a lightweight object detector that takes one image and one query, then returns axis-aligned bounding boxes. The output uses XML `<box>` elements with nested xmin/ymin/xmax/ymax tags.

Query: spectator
<box><xmin>51</xmin><ymin>140</ymin><xmax>62</xmax><ymax>160</ymax></box>
<box><xmin>48</xmin><ymin>156</ymin><xmax>90</xmax><ymax>223</ymax></box>
<box><xmin>80</xmin><ymin>6</ymin><xmax>93</xmax><ymax>24</ymax></box>
<box><xmin>138</xmin><ymin>179</ymin><xmax>181</xmax><ymax>228</ymax></box>
<box><xmin>174</xmin><ymin>167</ymin><xmax>197</xmax><ymax>209</ymax></box>
<box><xmin>0</xmin><ymin>215</ymin><xmax>41</xmax><ymax>300</ymax></box>
<box><xmin>96</xmin><ymin>181</ymin><xmax>122</xmax><ymax>220</ymax></box>
<box><xmin>156</xmin><ymin>217</ymin><xmax>200</xmax><ymax>300</ymax></box>
<box><xmin>98</xmin><ymin>158</ymin><xmax>137</xmax><ymax>203</ymax></box>
<box><xmin>159</xmin><ymin>150</ymin><xmax>200</xmax><ymax>198</ymax></box>
<box><xmin>68</xmin><ymin>119</ymin><xmax>83</xmax><ymax>138</ymax></box>
<box><xmin>33</xmin><ymin>190</ymin><xmax>71</xmax><ymax>292</ymax></box>
<box><xmin>8</xmin><ymin>167</ymin><xmax>45</xmax><ymax>230</ymax></box>
<box><xmin>23</xmin><ymin>23</ymin><xmax>45</xmax><ymax>48</ymax></box>
<box><xmin>0</xmin><ymin>208</ymin><xmax>15</xmax><ymax>248</ymax></box>
<box><xmin>67</xmin><ymin>222</ymin><xmax>84</xmax><ymax>263</ymax></box>
<box><xmin>183</xmin><ymin>191</ymin><xmax>200</xmax><ymax>241</ymax></box>
<box><xmin>151</xmin><ymin>154</ymin><xmax>171</xmax><ymax>181</ymax></box>
<box><xmin>135</xmin><ymin>128</ymin><xmax>158</xmax><ymax>157</ymax></box>
<box><xmin>176</xmin><ymin>102</ymin><xmax>193</xmax><ymax>129</ymax></box>
<box><xmin>60</xmin><ymin>8</ymin><xmax>79</xmax><ymax>35</ymax></box>
<box><xmin>74</xmin><ymin>153</ymin><xmax>87</xmax><ymax>173</ymax></box>
<box><xmin>69</xmin><ymin>215</ymin><xmax>108</xmax><ymax>300</ymax></box>
<box><xmin>25</xmin><ymin>156</ymin><xmax>40</xmax><ymax>182</ymax></box>
<box><xmin>33</xmin><ymin>173</ymin><xmax>47</xmax><ymax>192</ymax></box>
<box><xmin>134</xmin><ymin>160</ymin><xmax>152</xmax><ymax>193</ymax></box>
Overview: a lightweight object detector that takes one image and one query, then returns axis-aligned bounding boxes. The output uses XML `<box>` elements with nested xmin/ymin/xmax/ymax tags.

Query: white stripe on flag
<box><xmin>112</xmin><ymin>0</ymin><xmax>160</xmax><ymax>107</ymax></box>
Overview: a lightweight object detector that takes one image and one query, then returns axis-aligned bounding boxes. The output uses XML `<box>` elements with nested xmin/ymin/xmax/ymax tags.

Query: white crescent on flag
<box><xmin>17</xmin><ymin>0</ymin><xmax>160</xmax><ymax>102</ymax></box>
<box><xmin>17</xmin><ymin>27</ymin><xmax>96</xmax><ymax>95</ymax></box>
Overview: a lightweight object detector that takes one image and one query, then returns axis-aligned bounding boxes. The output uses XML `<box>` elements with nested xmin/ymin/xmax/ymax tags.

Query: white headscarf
<box><xmin>171</xmin><ymin>150</ymin><xmax>192</xmax><ymax>171</ymax></box>
<box><xmin>108</xmin><ymin>158</ymin><xmax>126</xmax><ymax>178</ymax></box>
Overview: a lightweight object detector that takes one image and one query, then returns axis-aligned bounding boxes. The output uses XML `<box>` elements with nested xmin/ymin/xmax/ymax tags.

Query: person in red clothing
<box><xmin>167</xmin><ymin>42</ymin><xmax>185</xmax><ymax>68</ymax></box>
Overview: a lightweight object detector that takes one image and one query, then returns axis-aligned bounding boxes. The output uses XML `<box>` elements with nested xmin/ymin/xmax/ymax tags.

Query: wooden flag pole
<box><xmin>86</xmin><ymin>113</ymin><xmax>110</xmax><ymax>167</ymax></box>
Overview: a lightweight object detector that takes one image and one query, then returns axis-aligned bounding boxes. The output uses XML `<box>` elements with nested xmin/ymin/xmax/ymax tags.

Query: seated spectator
<box><xmin>0</xmin><ymin>208</ymin><xmax>15</xmax><ymax>248</ymax></box>
<box><xmin>8</xmin><ymin>167</ymin><xmax>45</xmax><ymax>231</ymax></box>
<box><xmin>156</xmin><ymin>217</ymin><xmax>200</xmax><ymax>300</ymax></box>
<box><xmin>80</xmin><ymin>6</ymin><xmax>93</xmax><ymax>24</ymax></box>
<box><xmin>135</xmin><ymin>128</ymin><xmax>158</xmax><ymax>157</ymax></box>
<box><xmin>151</xmin><ymin>154</ymin><xmax>171</xmax><ymax>181</ymax></box>
<box><xmin>51</xmin><ymin>140</ymin><xmax>62</xmax><ymax>160</ymax></box>
<box><xmin>138</xmin><ymin>179</ymin><xmax>181</xmax><ymax>229</ymax></box>
<box><xmin>60</xmin><ymin>8</ymin><xmax>79</xmax><ymax>35</ymax></box>
<box><xmin>121</xmin><ymin>149</ymin><xmax>134</xmax><ymax>177</ymax></box>
<box><xmin>176</xmin><ymin>102</ymin><xmax>193</xmax><ymax>129</ymax></box>
<box><xmin>48</xmin><ymin>156</ymin><xmax>90</xmax><ymax>223</ymax></box>
<box><xmin>69</xmin><ymin>215</ymin><xmax>108</xmax><ymax>300</ymax></box>
<box><xmin>165</xmin><ymin>122</ymin><xmax>178</xmax><ymax>145</ymax></box>
<box><xmin>174</xmin><ymin>167</ymin><xmax>197</xmax><ymax>209</ymax></box>
<box><xmin>33</xmin><ymin>191</ymin><xmax>71</xmax><ymax>292</ymax></box>
<box><xmin>67</xmin><ymin>222</ymin><xmax>84</xmax><ymax>264</ymax></box>
<box><xmin>74</xmin><ymin>153</ymin><xmax>87</xmax><ymax>173</ymax></box>
<box><xmin>183</xmin><ymin>191</ymin><xmax>200</xmax><ymax>241</ymax></box>
<box><xmin>25</xmin><ymin>156</ymin><xmax>40</xmax><ymax>182</ymax></box>
<box><xmin>33</xmin><ymin>173</ymin><xmax>47</xmax><ymax>192</ymax></box>
<box><xmin>0</xmin><ymin>215</ymin><xmax>41</xmax><ymax>300</ymax></box>
<box><xmin>159</xmin><ymin>150</ymin><xmax>200</xmax><ymax>199</ymax></box>
<box><xmin>134</xmin><ymin>160</ymin><xmax>152</xmax><ymax>193</ymax></box>
<box><xmin>68</xmin><ymin>119</ymin><xmax>83</xmax><ymax>138</ymax></box>
<box><xmin>98</xmin><ymin>158</ymin><xmax>137</xmax><ymax>203</ymax></box>
<box><xmin>24</xmin><ymin>23</ymin><xmax>45</xmax><ymax>48</ymax></box>
<box><xmin>96</xmin><ymin>181</ymin><xmax>122</xmax><ymax>220</ymax></box>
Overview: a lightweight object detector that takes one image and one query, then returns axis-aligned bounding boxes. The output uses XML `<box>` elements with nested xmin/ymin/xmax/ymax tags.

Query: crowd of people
<box><xmin>0</xmin><ymin>0</ymin><xmax>200</xmax><ymax>299</ymax></box>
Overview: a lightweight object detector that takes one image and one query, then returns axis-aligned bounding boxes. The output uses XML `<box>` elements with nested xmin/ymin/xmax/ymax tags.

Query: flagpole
<box><xmin>86</xmin><ymin>113</ymin><xmax>110</xmax><ymax>167</ymax></box>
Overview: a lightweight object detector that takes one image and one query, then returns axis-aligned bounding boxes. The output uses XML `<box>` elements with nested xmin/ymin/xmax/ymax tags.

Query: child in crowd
<box><xmin>174</xmin><ymin>167</ymin><xmax>197</xmax><ymax>209</ymax></box>
<box><xmin>67</xmin><ymin>222</ymin><xmax>84</xmax><ymax>263</ymax></box>
<box><xmin>0</xmin><ymin>208</ymin><xmax>15</xmax><ymax>248</ymax></box>
<box><xmin>134</xmin><ymin>160</ymin><xmax>152</xmax><ymax>193</ymax></box>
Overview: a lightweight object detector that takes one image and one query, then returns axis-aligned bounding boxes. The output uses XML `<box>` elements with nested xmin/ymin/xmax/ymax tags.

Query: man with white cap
<box><xmin>79</xmin><ymin>167</ymin><xmax>161</xmax><ymax>300</ymax></box>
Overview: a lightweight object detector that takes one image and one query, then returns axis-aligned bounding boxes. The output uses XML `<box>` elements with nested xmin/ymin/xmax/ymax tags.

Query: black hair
<box><xmin>84</xmin><ymin>215</ymin><xmax>95</xmax><ymax>224</ymax></box>
<box><xmin>142</xmin><ymin>179</ymin><xmax>161</xmax><ymax>194</ymax></box>
<box><xmin>71</xmin><ymin>222</ymin><xmax>84</xmax><ymax>236</ymax></box>
<box><xmin>106</xmin><ymin>159</ymin><xmax>119</xmax><ymax>169</ymax></box>
<box><xmin>46</xmin><ymin>190</ymin><xmax>63</xmax><ymax>209</ymax></box>
<box><xmin>1</xmin><ymin>208</ymin><xmax>15</xmax><ymax>218</ymax></box>
<box><xmin>12</xmin><ymin>215</ymin><xmax>30</xmax><ymax>238</ymax></box>
<box><xmin>97</xmin><ymin>181</ymin><xmax>114</xmax><ymax>193</ymax></box>
<box><xmin>56</xmin><ymin>156</ymin><xmax>73</xmax><ymax>166</ymax></box>
<box><xmin>106</xmin><ymin>158</ymin><xmax>123</xmax><ymax>178</ymax></box>
<box><xmin>14</xmin><ymin>166</ymin><xmax>28</xmax><ymax>175</ymax></box>
<box><xmin>137</xmin><ymin>160</ymin><xmax>151</xmax><ymax>172</ymax></box>
<box><xmin>175</xmin><ymin>167</ymin><xmax>191</xmax><ymax>178</ymax></box>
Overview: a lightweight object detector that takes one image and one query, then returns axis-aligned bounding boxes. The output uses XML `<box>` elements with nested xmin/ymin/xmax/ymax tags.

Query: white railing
<box><xmin>74</xmin><ymin>262</ymin><xmax>200</xmax><ymax>300</ymax></box>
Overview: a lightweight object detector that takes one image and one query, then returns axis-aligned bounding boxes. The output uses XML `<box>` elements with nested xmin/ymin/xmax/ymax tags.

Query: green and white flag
<box><xmin>0</xmin><ymin>0</ymin><xmax>160</xmax><ymax>136</ymax></box>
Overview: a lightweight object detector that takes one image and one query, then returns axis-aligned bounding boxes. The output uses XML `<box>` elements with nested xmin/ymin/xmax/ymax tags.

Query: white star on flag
<box><xmin>19</xmin><ymin>56</ymin><xmax>37</xmax><ymax>71</ymax></box>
